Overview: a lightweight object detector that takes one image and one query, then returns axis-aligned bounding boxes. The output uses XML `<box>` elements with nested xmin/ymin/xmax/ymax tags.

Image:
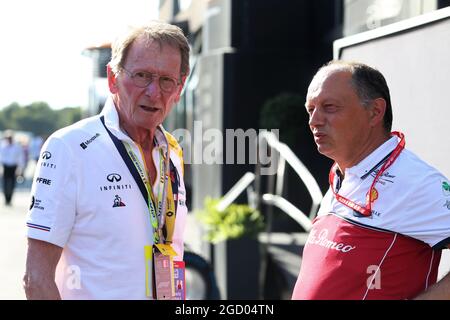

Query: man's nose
<box><xmin>309</xmin><ymin>108</ymin><xmax>325</xmax><ymax>127</ymax></box>
<box><xmin>145</xmin><ymin>79</ymin><xmax>162</xmax><ymax>99</ymax></box>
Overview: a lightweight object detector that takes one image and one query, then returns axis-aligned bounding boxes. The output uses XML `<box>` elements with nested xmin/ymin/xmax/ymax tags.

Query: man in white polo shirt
<box><xmin>24</xmin><ymin>21</ymin><xmax>190</xmax><ymax>299</ymax></box>
<box><xmin>292</xmin><ymin>61</ymin><xmax>450</xmax><ymax>300</ymax></box>
<box><xmin>0</xmin><ymin>130</ymin><xmax>25</xmax><ymax>206</ymax></box>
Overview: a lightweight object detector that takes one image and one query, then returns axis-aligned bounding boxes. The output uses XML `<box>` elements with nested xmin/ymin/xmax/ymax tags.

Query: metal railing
<box><xmin>217</xmin><ymin>131</ymin><xmax>323</xmax><ymax>229</ymax></box>
<box><xmin>257</xmin><ymin>131</ymin><xmax>323</xmax><ymax>230</ymax></box>
<box><xmin>215</xmin><ymin>131</ymin><xmax>324</xmax><ymax>299</ymax></box>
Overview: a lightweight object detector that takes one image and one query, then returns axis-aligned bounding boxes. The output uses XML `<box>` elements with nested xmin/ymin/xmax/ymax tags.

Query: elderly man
<box><xmin>24</xmin><ymin>21</ymin><xmax>190</xmax><ymax>299</ymax></box>
<box><xmin>292</xmin><ymin>61</ymin><xmax>450</xmax><ymax>300</ymax></box>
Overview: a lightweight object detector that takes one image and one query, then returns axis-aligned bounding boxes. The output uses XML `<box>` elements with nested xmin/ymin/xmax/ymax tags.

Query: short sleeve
<box><xmin>26</xmin><ymin>135</ymin><xmax>77</xmax><ymax>248</ymax></box>
<box><xmin>398</xmin><ymin>174</ymin><xmax>450</xmax><ymax>249</ymax></box>
<box><xmin>316</xmin><ymin>188</ymin><xmax>333</xmax><ymax>217</ymax></box>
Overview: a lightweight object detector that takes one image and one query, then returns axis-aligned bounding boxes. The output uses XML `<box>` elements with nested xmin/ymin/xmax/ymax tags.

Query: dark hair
<box><xmin>323</xmin><ymin>61</ymin><xmax>393</xmax><ymax>132</ymax></box>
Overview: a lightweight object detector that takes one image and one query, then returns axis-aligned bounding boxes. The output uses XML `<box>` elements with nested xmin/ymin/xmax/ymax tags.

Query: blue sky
<box><xmin>0</xmin><ymin>0</ymin><xmax>158</xmax><ymax>109</ymax></box>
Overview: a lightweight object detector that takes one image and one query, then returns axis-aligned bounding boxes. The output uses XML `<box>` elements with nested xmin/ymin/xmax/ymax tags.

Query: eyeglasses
<box><xmin>120</xmin><ymin>67</ymin><xmax>180</xmax><ymax>93</ymax></box>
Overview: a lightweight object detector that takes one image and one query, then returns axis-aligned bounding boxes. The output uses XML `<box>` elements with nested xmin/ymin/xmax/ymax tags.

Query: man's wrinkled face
<box><xmin>305</xmin><ymin>69</ymin><xmax>372</xmax><ymax>163</ymax></box>
<box><xmin>108</xmin><ymin>36</ymin><xmax>184</xmax><ymax>132</ymax></box>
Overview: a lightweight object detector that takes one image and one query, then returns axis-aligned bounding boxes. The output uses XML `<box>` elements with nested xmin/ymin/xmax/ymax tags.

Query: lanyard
<box><xmin>99</xmin><ymin>116</ymin><xmax>177</xmax><ymax>244</ymax></box>
<box><xmin>123</xmin><ymin>141</ymin><xmax>176</xmax><ymax>244</ymax></box>
<box><xmin>123</xmin><ymin>142</ymin><xmax>164</xmax><ymax>243</ymax></box>
<box><xmin>329</xmin><ymin>131</ymin><xmax>405</xmax><ymax>217</ymax></box>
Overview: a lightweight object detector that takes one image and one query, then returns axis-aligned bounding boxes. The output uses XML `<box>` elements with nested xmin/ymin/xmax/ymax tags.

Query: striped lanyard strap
<box><xmin>329</xmin><ymin>131</ymin><xmax>405</xmax><ymax>217</ymax></box>
<box><xmin>123</xmin><ymin>140</ymin><xmax>176</xmax><ymax>244</ymax></box>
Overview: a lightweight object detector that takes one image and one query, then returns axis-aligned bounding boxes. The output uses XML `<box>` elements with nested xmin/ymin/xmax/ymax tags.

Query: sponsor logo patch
<box><xmin>100</xmin><ymin>173</ymin><xmax>131</xmax><ymax>191</ymax></box>
<box><xmin>33</xmin><ymin>197</ymin><xmax>45</xmax><ymax>210</ymax></box>
<box><xmin>371</xmin><ymin>210</ymin><xmax>382</xmax><ymax>217</ymax></box>
<box><xmin>41</xmin><ymin>151</ymin><xmax>52</xmax><ymax>160</ymax></box>
<box><xmin>307</xmin><ymin>228</ymin><xmax>356</xmax><ymax>253</ymax></box>
<box><xmin>112</xmin><ymin>195</ymin><xmax>126</xmax><ymax>207</ymax></box>
<box><xmin>80</xmin><ymin>133</ymin><xmax>100</xmax><ymax>150</ymax></box>
<box><xmin>30</xmin><ymin>196</ymin><xmax>45</xmax><ymax>211</ymax></box>
<box><xmin>41</xmin><ymin>162</ymin><xmax>56</xmax><ymax>169</ymax></box>
<box><xmin>366</xmin><ymin>188</ymin><xmax>379</xmax><ymax>203</ymax></box>
<box><xmin>107</xmin><ymin>173</ymin><xmax>122</xmax><ymax>182</ymax></box>
<box><xmin>442</xmin><ymin>181</ymin><xmax>450</xmax><ymax>197</ymax></box>
<box><xmin>100</xmin><ymin>184</ymin><xmax>132</xmax><ymax>192</ymax></box>
<box><xmin>35</xmin><ymin>177</ymin><xmax>51</xmax><ymax>185</ymax></box>
<box><xmin>30</xmin><ymin>196</ymin><xmax>35</xmax><ymax>210</ymax></box>
<box><xmin>40</xmin><ymin>151</ymin><xmax>56</xmax><ymax>169</ymax></box>
<box><xmin>371</xmin><ymin>170</ymin><xmax>395</xmax><ymax>185</ymax></box>
<box><xmin>444</xmin><ymin>200</ymin><xmax>450</xmax><ymax>210</ymax></box>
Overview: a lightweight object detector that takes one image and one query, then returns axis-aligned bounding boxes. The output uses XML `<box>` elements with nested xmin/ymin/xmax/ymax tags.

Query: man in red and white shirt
<box><xmin>292</xmin><ymin>61</ymin><xmax>450</xmax><ymax>300</ymax></box>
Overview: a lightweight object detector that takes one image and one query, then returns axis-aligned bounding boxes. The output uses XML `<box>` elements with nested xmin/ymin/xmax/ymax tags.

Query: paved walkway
<box><xmin>0</xmin><ymin>189</ymin><xmax>30</xmax><ymax>300</ymax></box>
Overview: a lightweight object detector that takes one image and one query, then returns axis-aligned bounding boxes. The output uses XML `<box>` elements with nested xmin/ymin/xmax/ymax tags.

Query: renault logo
<box><xmin>107</xmin><ymin>173</ymin><xmax>122</xmax><ymax>182</ymax></box>
<box><xmin>42</xmin><ymin>151</ymin><xmax>52</xmax><ymax>160</ymax></box>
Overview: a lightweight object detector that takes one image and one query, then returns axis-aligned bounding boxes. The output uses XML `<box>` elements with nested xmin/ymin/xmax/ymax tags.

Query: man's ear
<box><xmin>369</xmin><ymin>98</ymin><xmax>386</xmax><ymax>128</ymax></box>
<box><xmin>107</xmin><ymin>64</ymin><xmax>119</xmax><ymax>94</ymax></box>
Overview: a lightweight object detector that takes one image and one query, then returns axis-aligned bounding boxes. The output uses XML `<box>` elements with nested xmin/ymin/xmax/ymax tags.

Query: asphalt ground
<box><xmin>0</xmin><ymin>188</ymin><xmax>30</xmax><ymax>299</ymax></box>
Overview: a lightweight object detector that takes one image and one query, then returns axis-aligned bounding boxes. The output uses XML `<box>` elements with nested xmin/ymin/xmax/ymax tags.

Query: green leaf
<box><xmin>195</xmin><ymin>197</ymin><xmax>265</xmax><ymax>243</ymax></box>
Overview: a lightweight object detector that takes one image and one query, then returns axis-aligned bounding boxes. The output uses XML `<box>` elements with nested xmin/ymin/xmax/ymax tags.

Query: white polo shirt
<box><xmin>26</xmin><ymin>97</ymin><xmax>188</xmax><ymax>299</ymax></box>
<box><xmin>293</xmin><ymin>135</ymin><xmax>450</xmax><ymax>300</ymax></box>
<box><xmin>0</xmin><ymin>141</ymin><xmax>25</xmax><ymax>168</ymax></box>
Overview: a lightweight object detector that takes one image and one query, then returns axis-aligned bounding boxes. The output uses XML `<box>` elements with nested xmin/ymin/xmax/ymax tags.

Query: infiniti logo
<box><xmin>107</xmin><ymin>173</ymin><xmax>122</xmax><ymax>182</ymax></box>
<box><xmin>42</xmin><ymin>151</ymin><xmax>52</xmax><ymax>160</ymax></box>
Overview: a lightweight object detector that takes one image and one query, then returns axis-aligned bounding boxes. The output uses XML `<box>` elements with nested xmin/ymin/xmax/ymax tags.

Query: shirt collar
<box><xmin>100</xmin><ymin>96</ymin><xmax>168</xmax><ymax>150</ymax></box>
<box><xmin>345</xmin><ymin>135</ymin><xmax>399</xmax><ymax>179</ymax></box>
